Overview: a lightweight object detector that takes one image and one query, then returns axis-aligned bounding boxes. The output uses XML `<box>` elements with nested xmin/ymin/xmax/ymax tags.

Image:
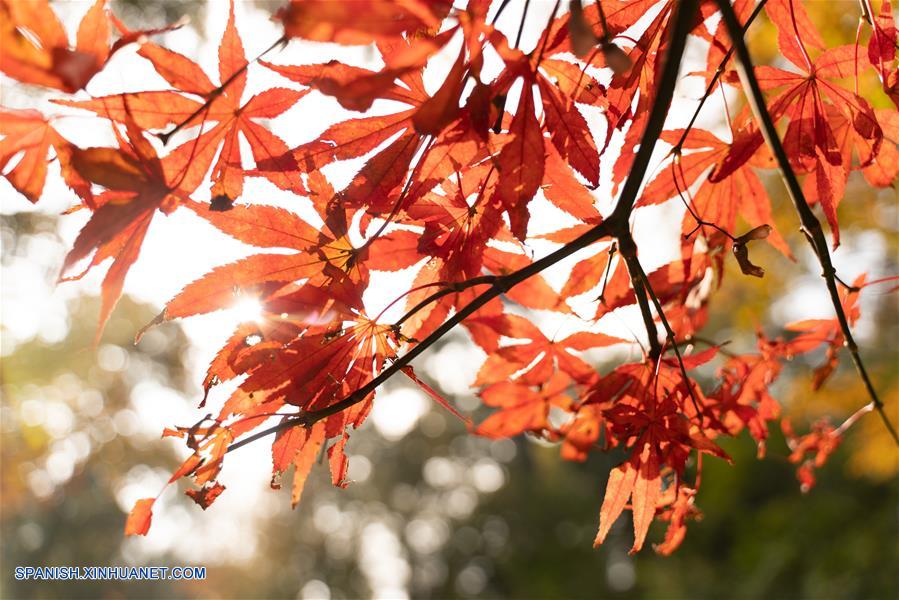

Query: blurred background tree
<box><xmin>1</xmin><ymin>213</ymin><xmax>198</xmax><ymax>598</ymax></box>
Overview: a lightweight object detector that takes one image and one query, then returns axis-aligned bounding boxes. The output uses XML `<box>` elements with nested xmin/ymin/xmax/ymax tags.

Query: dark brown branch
<box><xmin>834</xmin><ymin>273</ymin><xmax>860</xmax><ymax>292</ymax></box>
<box><xmin>514</xmin><ymin>0</ymin><xmax>533</xmax><ymax>48</ymax></box>
<box><xmin>489</xmin><ymin>0</ymin><xmax>514</xmax><ymax>25</ymax></box>
<box><xmin>227</xmin><ymin>218</ymin><xmax>615</xmax><ymax>454</ymax></box>
<box><xmin>609</xmin><ymin>0</ymin><xmax>699</xmax><ymax>360</ymax></box>
<box><xmin>628</xmin><ymin>252</ymin><xmax>705</xmax><ymax>417</ymax></box>
<box><xmin>715</xmin><ymin>0</ymin><xmax>899</xmax><ymax>445</ymax></box>
<box><xmin>608</xmin><ymin>0</ymin><xmax>699</xmax><ymax>223</ymax></box>
<box><xmin>617</xmin><ymin>232</ymin><xmax>662</xmax><ymax>358</ymax></box>
<box><xmin>394</xmin><ymin>275</ymin><xmax>499</xmax><ymax>329</ymax></box>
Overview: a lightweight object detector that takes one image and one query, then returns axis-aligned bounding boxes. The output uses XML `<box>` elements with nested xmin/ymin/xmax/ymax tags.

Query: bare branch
<box><xmin>609</xmin><ymin>0</ymin><xmax>699</xmax><ymax>223</ymax></box>
<box><xmin>617</xmin><ymin>232</ymin><xmax>662</xmax><ymax>358</ymax></box>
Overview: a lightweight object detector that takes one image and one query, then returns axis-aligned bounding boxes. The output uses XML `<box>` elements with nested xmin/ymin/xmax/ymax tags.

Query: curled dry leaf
<box><xmin>732</xmin><ymin>224</ymin><xmax>772</xmax><ymax>278</ymax></box>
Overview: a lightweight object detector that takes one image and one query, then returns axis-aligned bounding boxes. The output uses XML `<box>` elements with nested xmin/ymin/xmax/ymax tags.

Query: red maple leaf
<box><xmin>58</xmin><ymin>1</ymin><xmax>307</xmax><ymax>201</ymax></box>
<box><xmin>0</xmin><ymin>0</ymin><xmax>181</xmax><ymax>93</ymax></box>
<box><xmin>0</xmin><ymin>108</ymin><xmax>87</xmax><ymax>203</ymax></box>
<box><xmin>60</xmin><ymin>116</ymin><xmax>197</xmax><ymax>338</ymax></box>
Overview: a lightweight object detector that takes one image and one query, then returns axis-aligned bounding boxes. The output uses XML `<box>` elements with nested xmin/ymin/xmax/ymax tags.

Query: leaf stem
<box><xmin>514</xmin><ymin>0</ymin><xmax>533</xmax><ymax>49</ymax></box>
<box><xmin>362</xmin><ymin>135</ymin><xmax>435</xmax><ymax>247</ymax></box>
<box><xmin>672</xmin><ymin>156</ymin><xmax>737</xmax><ymax>242</ymax></box>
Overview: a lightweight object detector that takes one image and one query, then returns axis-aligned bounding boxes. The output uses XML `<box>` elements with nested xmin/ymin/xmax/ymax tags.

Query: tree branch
<box><xmin>715</xmin><ymin>0</ymin><xmax>899</xmax><ymax>445</ymax></box>
<box><xmin>393</xmin><ymin>275</ymin><xmax>499</xmax><ymax>329</ymax></box>
<box><xmin>226</xmin><ymin>0</ymin><xmax>701</xmax><ymax>455</ymax></box>
<box><xmin>227</xmin><ymin>218</ymin><xmax>615</xmax><ymax>454</ymax></box>
<box><xmin>609</xmin><ymin>0</ymin><xmax>699</xmax><ymax>223</ymax></box>
<box><xmin>617</xmin><ymin>232</ymin><xmax>662</xmax><ymax>358</ymax></box>
<box><xmin>673</xmin><ymin>0</ymin><xmax>768</xmax><ymax>152</ymax></box>
<box><xmin>514</xmin><ymin>0</ymin><xmax>532</xmax><ymax>48</ymax></box>
<box><xmin>627</xmin><ymin>247</ymin><xmax>705</xmax><ymax>417</ymax></box>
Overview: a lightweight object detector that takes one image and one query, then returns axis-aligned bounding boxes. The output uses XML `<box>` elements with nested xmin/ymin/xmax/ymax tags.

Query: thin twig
<box><xmin>157</xmin><ymin>36</ymin><xmax>285</xmax><ymax>145</ymax></box>
<box><xmin>834</xmin><ymin>273</ymin><xmax>860</xmax><ymax>292</ymax></box>
<box><xmin>514</xmin><ymin>0</ymin><xmax>533</xmax><ymax>49</ymax></box>
<box><xmin>394</xmin><ymin>276</ymin><xmax>499</xmax><ymax>328</ymax></box>
<box><xmin>673</xmin><ymin>0</ymin><xmax>768</xmax><ymax>152</ymax></box>
<box><xmin>679</xmin><ymin>335</ymin><xmax>736</xmax><ymax>358</ymax></box>
<box><xmin>489</xmin><ymin>0</ymin><xmax>513</xmax><ymax>25</ymax></box>
<box><xmin>626</xmin><ymin>243</ymin><xmax>705</xmax><ymax>418</ymax></box>
<box><xmin>596</xmin><ymin>241</ymin><xmax>618</xmax><ymax>301</ymax></box>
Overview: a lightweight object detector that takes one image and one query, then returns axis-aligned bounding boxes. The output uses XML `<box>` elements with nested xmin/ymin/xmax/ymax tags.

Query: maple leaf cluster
<box><xmin>2</xmin><ymin>0</ymin><xmax>897</xmax><ymax>554</ymax></box>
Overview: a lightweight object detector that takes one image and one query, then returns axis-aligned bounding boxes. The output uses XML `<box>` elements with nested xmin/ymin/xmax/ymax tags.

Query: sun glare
<box><xmin>232</xmin><ymin>298</ymin><xmax>263</xmax><ymax>323</ymax></box>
